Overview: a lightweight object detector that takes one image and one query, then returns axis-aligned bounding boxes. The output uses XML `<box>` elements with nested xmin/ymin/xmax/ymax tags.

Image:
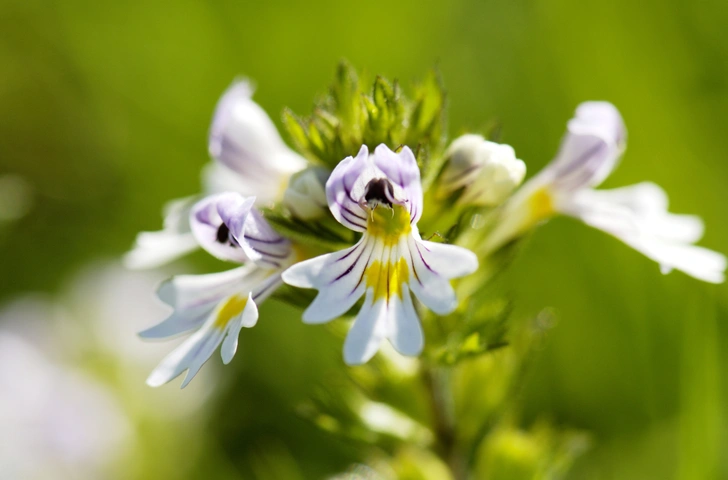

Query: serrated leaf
<box><xmin>332</xmin><ymin>60</ymin><xmax>361</xmax><ymax>135</ymax></box>
<box><xmin>262</xmin><ymin>209</ymin><xmax>354</xmax><ymax>251</ymax></box>
<box><xmin>282</xmin><ymin>108</ymin><xmax>311</xmax><ymax>154</ymax></box>
<box><xmin>406</xmin><ymin>69</ymin><xmax>447</xmax><ymax>152</ymax></box>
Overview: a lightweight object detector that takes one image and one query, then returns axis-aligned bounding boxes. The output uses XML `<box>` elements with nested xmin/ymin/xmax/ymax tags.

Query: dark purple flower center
<box><xmin>364</xmin><ymin>178</ymin><xmax>394</xmax><ymax>208</ymax></box>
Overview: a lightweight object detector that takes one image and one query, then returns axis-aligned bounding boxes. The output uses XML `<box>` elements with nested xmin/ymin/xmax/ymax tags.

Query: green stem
<box><xmin>423</xmin><ymin>365</ymin><xmax>467</xmax><ymax>480</ymax></box>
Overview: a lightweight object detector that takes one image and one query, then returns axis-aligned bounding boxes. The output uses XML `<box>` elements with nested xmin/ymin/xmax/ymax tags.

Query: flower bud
<box><xmin>440</xmin><ymin>134</ymin><xmax>526</xmax><ymax>207</ymax></box>
<box><xmin>282</xmin><ymin>167</ymin><xmax>330</xmax><ymax>220</ymax></box>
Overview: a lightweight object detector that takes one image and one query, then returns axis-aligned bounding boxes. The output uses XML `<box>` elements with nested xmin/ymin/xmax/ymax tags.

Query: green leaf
<box><xmin>331</xmin><ymin>60</ymin><xmax>362</xmax><ymax>137</ymax></box>
<box><xmin>282</xmin><ymin>108</ymin><xmax>311</xmax><ymax>156</ymax></box>
<box><xmin>262</xmin><ymin>208</ymin><xmax>354</xmax><ymax>251</ymax></box>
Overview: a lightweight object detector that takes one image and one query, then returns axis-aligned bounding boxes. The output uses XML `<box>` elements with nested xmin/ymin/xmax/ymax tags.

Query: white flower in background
<box><xmin>485</xmin><ymin>101</ymin><xmax>726</xmax><ymax>283</ymax></box>
<box><xmin>282</xmin><ymin>166</ymin><xmax>330</xmax><ymax>220</ymax></box>
<box><xmin>0</xmin><ymin>301</ymin><xmax>130</xmax><ymax>480</ymax></box>
<box><xmin>66</xmin><ymin>263</ymin><xmax>216</xmax><ymax>414</ymax></box>
<box><xmin>125</xmin><ymin>80</ymin><xmax>306</xmax><ymax>270</ymax></box>
<box><xmin>282</xmin><ymin>145</ymin><xmax>478</xmax><ymax>364</ymax></box>
<box><xmin>0</xmin><ymin>174</ymin><xmax>33</xmax><ymax>223</ymax></box>
<box><xmin>358</xmin><ymin>400</ymin><xmax>432</xmax><ymax>443</ymax></box>
<box><xmin>440</xmin><ymin>134</ymin><xmax>526</xmax><ymax>207</ymax></box>
<box><xmin>142</xmin><ymin>192</ymin><xmax>295</xmax><ymax>387</ymax></box>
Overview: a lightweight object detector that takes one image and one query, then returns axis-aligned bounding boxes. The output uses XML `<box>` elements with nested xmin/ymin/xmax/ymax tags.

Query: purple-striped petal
<box><xmin>372</xmin><ymin>145</ymin><xmax>423</xmax><ymax>223</ymax></box>
<box><xmin>547</xmin><ymin>101</ymin><xmax>626</xmax><ymax>192</ymax></box>
<box><xmin>326</xmin><ymin>145</ymin><xmax>371</xmax><ymax>231</ymax></box>
<box><xmin>234</xmin><ymin>209</ymin><xmax>292</xmax><ymax>269</ymax></box>
<box><xmin>208</xmin><ymin>80</ymin><xmax>306</xmax><ymax>186</ymax></box>
<box><xmin>282</xmin><ymin>238</ymin><xmax>373</xmax><ymax>323</ymax></box>
<box><xmin>190</xmin><ymin>194</ymin><xmax>254</xmax><ymax>263</ymax></box>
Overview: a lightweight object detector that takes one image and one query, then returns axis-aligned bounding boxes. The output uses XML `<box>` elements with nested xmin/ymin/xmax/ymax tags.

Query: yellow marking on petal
<box><xmin>214</xmin><ymin>294</ymin><xmax>248</xmax><ymax>329</ymax></box>
<box><xmin>366</xmin><ymin>258</ymin><xmax>409</xmax><ymax>303</ymax></box>
<box><xmin>367</xmin><ymin>204</ymin><xmax>412</xmax><ymax>246</ymax></box>
<box><xmin>528</xmin><ymin>186</ymin><xmax>555</xmax><ymax>222</ymax></box>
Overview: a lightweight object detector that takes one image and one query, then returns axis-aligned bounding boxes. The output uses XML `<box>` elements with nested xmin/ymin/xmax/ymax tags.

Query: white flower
<box><xmin>282</xmin><ymin>145</ymin><xmax>478</xmax><ymax>365</ymax></box>
<box><xmin>282</xmin><ymin>167</ymin><xmax>330</xmax><ymax>220</ymax></box>
<box><xmin>0</xmin><ymin>306</ymin><xmax>130</xmax><ymax>479</ymax></box>
<box><xmin>440</xmin><ymin>134</ymin><xmax>526</xmax><ymax>206</ymax></box>
<box><xmin>125</xmin><ymin>80</ymin><xmax>306</xmax><ymax>270</ymax></box>
<box><xmin>208</xmin><ymin>80</ymin><xmax>307</xmax><ymax>203</ymax></box>
<box><xmin>486</xmin><ymin>101</ymin><xmax>726</xmax><ymax>283</ymax></box>
<box><xmin>141</xmin><ymin>192</ymin><xmax>295</xmax><ymax>387</ymax></box>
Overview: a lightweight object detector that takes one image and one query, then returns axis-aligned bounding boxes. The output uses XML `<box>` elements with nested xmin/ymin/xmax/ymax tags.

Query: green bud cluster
<box><xmin>282</xmin><ymin>61</ymin><xmax>447</xmax><ymax>186</ymax></box>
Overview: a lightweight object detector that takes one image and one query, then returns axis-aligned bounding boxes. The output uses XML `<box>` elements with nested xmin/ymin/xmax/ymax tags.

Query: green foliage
<box><xmin>4</xmin><ymin>0</ymin><xmax>728</xmax><ymax>478</ymax></box>
<box><xmin>282</xmin><ymin>61</ymin><xmax>448</xmax><ymax>179</ymax></box>
<box><xmin>261</xmin><ymin>205</ymin><xmax>355</xmax><ymax>251</ymax></box>
<box><xmin>473</xmin><ymin>422</ymin><xmax>590</xmax><ymax>480</ymax></box>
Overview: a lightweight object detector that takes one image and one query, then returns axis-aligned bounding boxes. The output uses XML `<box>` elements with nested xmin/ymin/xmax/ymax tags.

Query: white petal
<box><xmin>283</xmin><ymin>238</ymin><xmax>374</xmax><ymax>323</ymax></box>
<box><xmin>147</xmin><ymin>289</ymin><xmax>266</xmax><ymax>388</ymax></box>
<box><xmin>220</xmin><ymin>294</ymin><xmax>258</xmax><ymax>364</ymax></box>
<box><xmin>643</xmin><ymin>241</ymin><xmax>726</xmax><ymax>284</ymax></box>
<box><xmin>157</xmin><ymin>265</ymin><xmax>254</xmax><ymax>310</ymax></box>
<box><xmin>146</xmin><ymin>268</ymin><xmax>282</xmax><ymax>387</ymax></box>
<box><xmin>416</xmin><ymin>237</ymin><xmax>479</xmax><ymax>279</ymax></box>
<box><xmin>568</xmin><ymin>190</ymin><xmax>726</xmax><ymax>283</ymax></box>
<box><xmin>139</xmin><ymin>266</ymin><xmax>258</xmax><ymax>339</ymax></box>
<box><xmin>281</xmin><ymin>251</ymin><xmax>332</xmax><ymax>289</ymax></box>
<box><xmin>576</xmin><ymin>183</ymin><xmax>704</xmax><ymax>243</ymax></box>
<box><xmin>208</xmin><ymin>80</ymin><xmax>306</xmax><ymax>181</ymax></box>
<box><xmin>405</xmin><ymin>235</ymin><xmax>458</xmax><ymax>315</ymax></box>
<box><xmin>179</xmin><ymin>329</ymin><xmax>226</xmax><ymax>388</ymax></box>
<box><xmin>146</xmin><ymin>326</ymin><xmax>224</xmax><ymax>388</ymax></box>
<box><xmin>545</xmin><ymin>101</ymin><xmax>626</xmax><ymax>191</ymax></box>
<box><xmin>343</xmin><ymin>290</ymin><xmax>388</xmax><ymax>365</ymax></box>
<box><xmin>124</xmin><ymin>197</ymin><xmax>199</xmax><ymax>269</ymax></box>
<box><xmin>387</xmin><ymin>283</ymin><xmax>423</xmax><ymax>356</ymax></box>
<box><xmin>325</xmin><ymin>145</ymin><xmax>371</xmax><ymax>231</ymax></box>
<box><xmin>124</xmin><ymin>231</ymin><xmax>198</xmax><ymax>270</ymax></box>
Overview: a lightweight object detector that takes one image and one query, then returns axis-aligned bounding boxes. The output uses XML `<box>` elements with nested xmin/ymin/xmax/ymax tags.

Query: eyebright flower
<box><xmin>207</xmin><ymin>80</ymin><xmax>307</xmax><ymax>203</ymax></box>
<box><xmin>124</xmin><ymin>80</ymin><xmax>306</xmax><ymax>270</ymax></box>
<box><xmin>485</xmin><ymin>101</ymin><xmax>726</xmax><ymax>283</ymax></box>
<box><xmin>141</xmin><ymin>192</ymin><xmax>294</xmax><ymax>387</ymax></box>
<box><xmin>281</xmin><ymin>144</ymin><xmax>478</xmax><ymax>365</ymax></box>
<box><xmin>439</xmin><ymin>134</ymin><xmax>526</xmax><ymax>207</ymax></box>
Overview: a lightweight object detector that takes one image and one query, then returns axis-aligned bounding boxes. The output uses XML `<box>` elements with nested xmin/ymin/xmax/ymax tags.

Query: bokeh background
<box><xmin>1</xmin><ymin>0</ymin><xmax>727</xmax><ymax>478</ymax></box>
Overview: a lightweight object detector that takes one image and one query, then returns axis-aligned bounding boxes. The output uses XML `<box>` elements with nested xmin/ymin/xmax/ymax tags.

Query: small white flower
<box><xmin>440</xmin><ymin>134</ymin><xmax>526</xmax><ymax>206</ymax></box>
<box><xmin>486</xmin><ymin>101</ymin><xmax>726</xmax><ymax>283</ymax></box>
<box><xmin>208</xmin><ymin>80</ymin><xmax>307</xmax><ymax>203</ymax></box>
<box><xmin>282</xmin><ymin>145</ymin><xmax>478</xmax><ymax>365</ymax></box>
<box><xmin>0</xmin><ymin>318</ymin><xmax>130</xmax><ymax>479</ymax></box>
<box><xmin>142</xmin><ymin>192</ymin><xmax>294</xmax><ymax>387</ymax></box>
<box><xmin>282</xmin><ymin>166</ymin><xmax>330</xmax><ymax>220</ymax></box>
<box><xmin>125</xmin><ymin>80</ymin><xmax>306</xmax><ymax>270</ymax></box>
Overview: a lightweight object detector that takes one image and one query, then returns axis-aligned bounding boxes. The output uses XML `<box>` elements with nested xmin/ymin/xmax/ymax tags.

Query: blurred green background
<box><xmin>1</xmin><ymin>0</ymin><xmax>727</xmax><ymax>478</ymax></box>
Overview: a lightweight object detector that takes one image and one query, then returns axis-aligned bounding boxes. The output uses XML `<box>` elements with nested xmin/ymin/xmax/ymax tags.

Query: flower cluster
<box><xmin>129</xmin><ymin>69</ymin><xmax>726</xmax><ymax>388</ymax></box>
